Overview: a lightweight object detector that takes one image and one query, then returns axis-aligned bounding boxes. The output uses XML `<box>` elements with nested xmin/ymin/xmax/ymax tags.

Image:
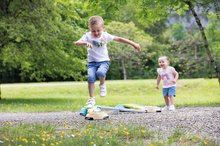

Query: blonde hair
<box><xmin>158</xmin><ymin>56</ymin><xmax>170</xmax><ymax>64</ymax></box>
<box><xmin>88</xmin><ymin>16</ymin><xmax>104</xmax><ymax>29</ymax></box>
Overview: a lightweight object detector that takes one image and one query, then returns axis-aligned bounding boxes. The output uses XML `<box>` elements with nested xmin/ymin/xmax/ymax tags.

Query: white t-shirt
<box><xmin>79</xmin><ymin>32</ymin><xmax>115</xmax><ymax>62</ymax></box>
<box><xmin>157</xmin><ymin>66</ymin><xmax>176</xmax><ymax>88</ymax></box>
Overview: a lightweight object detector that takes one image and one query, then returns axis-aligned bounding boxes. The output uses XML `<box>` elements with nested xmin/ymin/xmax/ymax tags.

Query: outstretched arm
<box><xmin>74</xmin><ymin>41</ymin><xmax>92</xmax><ymax>48</ymax></box>
<box><xmin>113</xmin><ymin>36</ymin><xmax>141</xmax><ymax>52</ymax></box>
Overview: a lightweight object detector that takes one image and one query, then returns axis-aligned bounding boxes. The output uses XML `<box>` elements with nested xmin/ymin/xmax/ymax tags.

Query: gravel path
<box><xmin>0</xmin><ymin>107</ymin><xmax>220</xmax><ymax>144</ymax></box>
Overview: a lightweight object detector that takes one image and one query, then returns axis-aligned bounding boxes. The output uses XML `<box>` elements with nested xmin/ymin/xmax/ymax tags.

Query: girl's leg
<box><xmin>169</xmin><ymin>96</ymin><xmax>174</xmax><ymax>105</ymax></box>
<box><xmin>164</xmin><ymin>96</ymin><xmax>169</xmax><ymax>106</ymax></box>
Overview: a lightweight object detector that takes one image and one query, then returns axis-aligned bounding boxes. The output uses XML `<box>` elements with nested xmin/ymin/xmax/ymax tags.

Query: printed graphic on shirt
<box><xmin>92</xmin><ymin>40</ymin><xmax>104</xmax><ymax>47</ymax></box>
<box><xmin>161</xmin><ymin>73</ymin><xmax>170</xmax><ymax>80</ymax></box>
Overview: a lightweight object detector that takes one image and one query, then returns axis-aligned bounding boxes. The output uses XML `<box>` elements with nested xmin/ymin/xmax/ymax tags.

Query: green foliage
<box><xmin>106</xmin><ymin>21</ymin><xmax>153</xmax><ymax>79</ymax></box>
<box><xmin>206</xmin><ymin>12</ymin><xmax>220</xmax><ymax>65</ymax></box>
<box><xmin>1</xmin><ymin>0</ymin><xmax>220</xmax><ymax>82</ymax></box>
<box><xmin>0</xmin><ymin>0</ymin><xmax>87</xmax><ymax>82</ymax></box>
<box><xmin>171</xmin><ymin>23</ymin><xmax>187</xmax><ymax>41</ymax></box>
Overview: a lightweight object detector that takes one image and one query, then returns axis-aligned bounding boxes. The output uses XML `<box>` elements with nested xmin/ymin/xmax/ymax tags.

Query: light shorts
<box><xmin>162</xmin><ymin>86</ymin><xmax>176</xmax><ymax>97</ymax></box>
<box><xmin>87</xmin><ymin>61</ymin><xmax>110</xmax><ymax>83</ymax></box>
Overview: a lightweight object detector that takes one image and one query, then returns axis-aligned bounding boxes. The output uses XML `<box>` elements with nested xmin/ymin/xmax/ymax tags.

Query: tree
<box><xmin>106</xmin><ymin>21</ymin><xmax>152</xmax><ymax>79</ymax></box>
<box><xmin>0</xmin><ymin>0</ymin><xmax>87</xmax><ymax>82</ymax></box>
<box><xmin>138</xmin><ymin>0</ymin><xmax>220</xmax><ymax>84</ymax></box>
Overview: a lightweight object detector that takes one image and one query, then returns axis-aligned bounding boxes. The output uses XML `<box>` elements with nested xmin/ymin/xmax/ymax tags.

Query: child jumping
<box><xmin>75</xmin><ymin>15</ymin><xmax>141</xmax><ymax>107</ymax></box>
<box><xmin>156</xmin><ymin>56</ymin><xmax>179</xmax><ymax>111</ymax></box>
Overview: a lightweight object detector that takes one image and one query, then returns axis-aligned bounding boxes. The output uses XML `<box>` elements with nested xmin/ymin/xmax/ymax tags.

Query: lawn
<box><xmin>1</xmin><ymin>78</ymin><xmax>219</xmax><ymax>146</ymax></box>
<box><xmin>1</xmin><ymin>78</ymin><xmax>220</xmax><ymax>112</ymax></box>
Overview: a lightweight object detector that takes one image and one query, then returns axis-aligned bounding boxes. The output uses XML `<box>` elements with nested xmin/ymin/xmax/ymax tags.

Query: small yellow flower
<box><xmin>141</xmin><ymin>130</ymin><xmax>145</xmax><ymax>133</ymax></box>
<box><xmin>203</xmin><ymin>140</ymin><xmax>208</xmax><ymax>145</ymax></box>
<box><xmin>150</xmin><ymin>144</ymin><xmax>154</xmax><ymax>146</ymax></box>
<box><xmin>21</xmin><ymin>138</ymin><xmax>28</xmax><ymax>143</ymax></box>
<box><xmin>42</xmin><ymin>144</ymin><xmax>45</xmax><ymax>146</ymax></box>
<box><xmin>99</xmin><ymin>136</ymin><xmax>103</xmax><ymax>139</ymax></box>
<box><xmin>124</xmin><ymin>131</ymin><xmax>129</xmax><ymax>136</ymax></box>
<box><xmin>4</xmin><ymin>137</ymin><xmax>9</xmax><ymax>141</ymax></box>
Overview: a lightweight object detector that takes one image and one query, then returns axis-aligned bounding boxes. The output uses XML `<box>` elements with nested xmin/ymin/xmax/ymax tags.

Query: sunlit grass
<box><xmin>0</xmin><ymin>122</ymin><xmax>217</xmax><ymax>146</ymax></box>
<box><xmin>1</xmin><ymin>79</ymin><xmax>220</xmax><ymax>112</ymax></box>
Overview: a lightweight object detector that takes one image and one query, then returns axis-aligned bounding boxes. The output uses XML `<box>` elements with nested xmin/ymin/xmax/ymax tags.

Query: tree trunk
<box><xmin>185</xmin><ymin>0</ymin><xmax>220</xmax><ymax>85</ymax></box>
<box><xmin>121</xmin><ymin>59</ymin><xmax>127</xmax><ymax>80</ymax></box>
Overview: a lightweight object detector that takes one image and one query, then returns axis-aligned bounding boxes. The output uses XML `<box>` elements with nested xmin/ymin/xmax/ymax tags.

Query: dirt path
<box><xmin>0</xmin><ymin>107</ymin><xmax>220</xmax><ymax>144</ymax></box>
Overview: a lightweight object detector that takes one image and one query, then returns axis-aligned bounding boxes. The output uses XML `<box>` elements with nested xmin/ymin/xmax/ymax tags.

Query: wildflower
<box><xmin>99</xmin><ymin>136</ymin><xmax>103</xmax><ymax>139</ymax></box>
<box><xmin>203</xmin><ymin>140</ymin><xmax>208</xmax><ymax>145</ymax></box>
<box><xmin>3</xmin><ymin>137</ymin><xmax>9</xmax><ymax>141</ymax></box>
<box><xmin>21</xmin><ymin>138</ymin><xmax>28</xmax><ymax>143</ymax></box>
<box><xmin>32</xmin><ymin>140</ymin><xmax>37</xmax><ymax>144</ymax></box>
<box><xmin>42</xmin><ymin>144</ymin><xmax>45</xmax><ymax>146</ymax></box>
<box><xmin>141</xmin><ymin>130</ymin><xmax>145</xmax><ymax>133</ymax></box>
<box><xmin>150</xmin><ymin>144</ymin><xmax>154</xmax><ymax>146</ymax></box>
<box><xmin>71</xmin><ymin>134</ymin><xmax>75</xmax><ymax>138</ymax></box>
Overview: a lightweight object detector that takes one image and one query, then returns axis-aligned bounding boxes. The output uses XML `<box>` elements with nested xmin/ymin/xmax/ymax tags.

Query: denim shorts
<box><xmin>162</xmin><ymin>86</ymin><xmax>176</xmax><ymax>97</ymax></box>
<box><xmin>87</xmin><ymin>61</ymin><xmax>110</xmax><ymax>83</ymax></box>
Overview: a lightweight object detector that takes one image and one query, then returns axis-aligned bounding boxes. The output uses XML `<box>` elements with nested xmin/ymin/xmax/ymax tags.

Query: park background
<box><xmin>0</xmin><ymin>0</ymin><xmax>220</xmax><ymax>83</ymax></box>
<box><xmin>1</xmin><ymin>1</ymin><xmax>220</xmax><ymax>146</ymax></box>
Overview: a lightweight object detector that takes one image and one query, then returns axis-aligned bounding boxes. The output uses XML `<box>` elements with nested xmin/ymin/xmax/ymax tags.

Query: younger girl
<box><xmin>156</xmin><ymin>56</ymin><xmax>179</xmax><ymax>111</ymax></box>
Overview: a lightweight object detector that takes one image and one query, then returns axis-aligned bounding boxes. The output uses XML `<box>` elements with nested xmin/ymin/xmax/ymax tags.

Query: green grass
<box><xmin>1</xmin><ymin>79</ymin><xmax>220</xmax><ymax>112</ymax></box>
<box><xmin>0</xmin><ymin>122</ymin><xmax>217</xmax><ymax>146</ymax></box>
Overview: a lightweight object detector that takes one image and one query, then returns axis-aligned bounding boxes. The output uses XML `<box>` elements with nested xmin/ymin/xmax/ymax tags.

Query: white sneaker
<box><xmin>169</xmin><ymin>105</ymin><xmax>176</xmax><ymax>111</ymax></box>
<box><xmin>162</xmin><ymin>105</ymin><xmax>169</xmax><ymax>111</ymax></box>
<box><xmin>100</xmin><ymin>84</ymin><xmax>107</xmax><ymax>97</ymax></box>
<box><xmin>86</xmin><ymin>97</ymin><xmax>96</xmax><ymax>108</ymax></box>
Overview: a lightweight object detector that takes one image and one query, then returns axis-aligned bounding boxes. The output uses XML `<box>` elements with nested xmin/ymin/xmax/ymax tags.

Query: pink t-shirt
<box><xmin>157</xmin><ymin>66</ymin><xmax>176</xmax><ymax>88</ymax></box>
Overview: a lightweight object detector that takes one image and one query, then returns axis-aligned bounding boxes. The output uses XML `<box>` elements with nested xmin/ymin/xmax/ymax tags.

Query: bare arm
<box><xmin>172</xmin><ymin>70</ymin><xmax>179</xmax><ymax>83</ymax></box>
<box><xmin>156</xmin><ymin>74</ymin><xmax>161</xmax><ymax>89</ymax></box>
<box><xmin>113</xmin><ymin>36</ymin><xmax>141</xmax><ymax>52</ymax></box>
<box><xmin>74</xmin><ymin>41</ymin><xmax>92</xmax><ymax>48</ymax></box>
